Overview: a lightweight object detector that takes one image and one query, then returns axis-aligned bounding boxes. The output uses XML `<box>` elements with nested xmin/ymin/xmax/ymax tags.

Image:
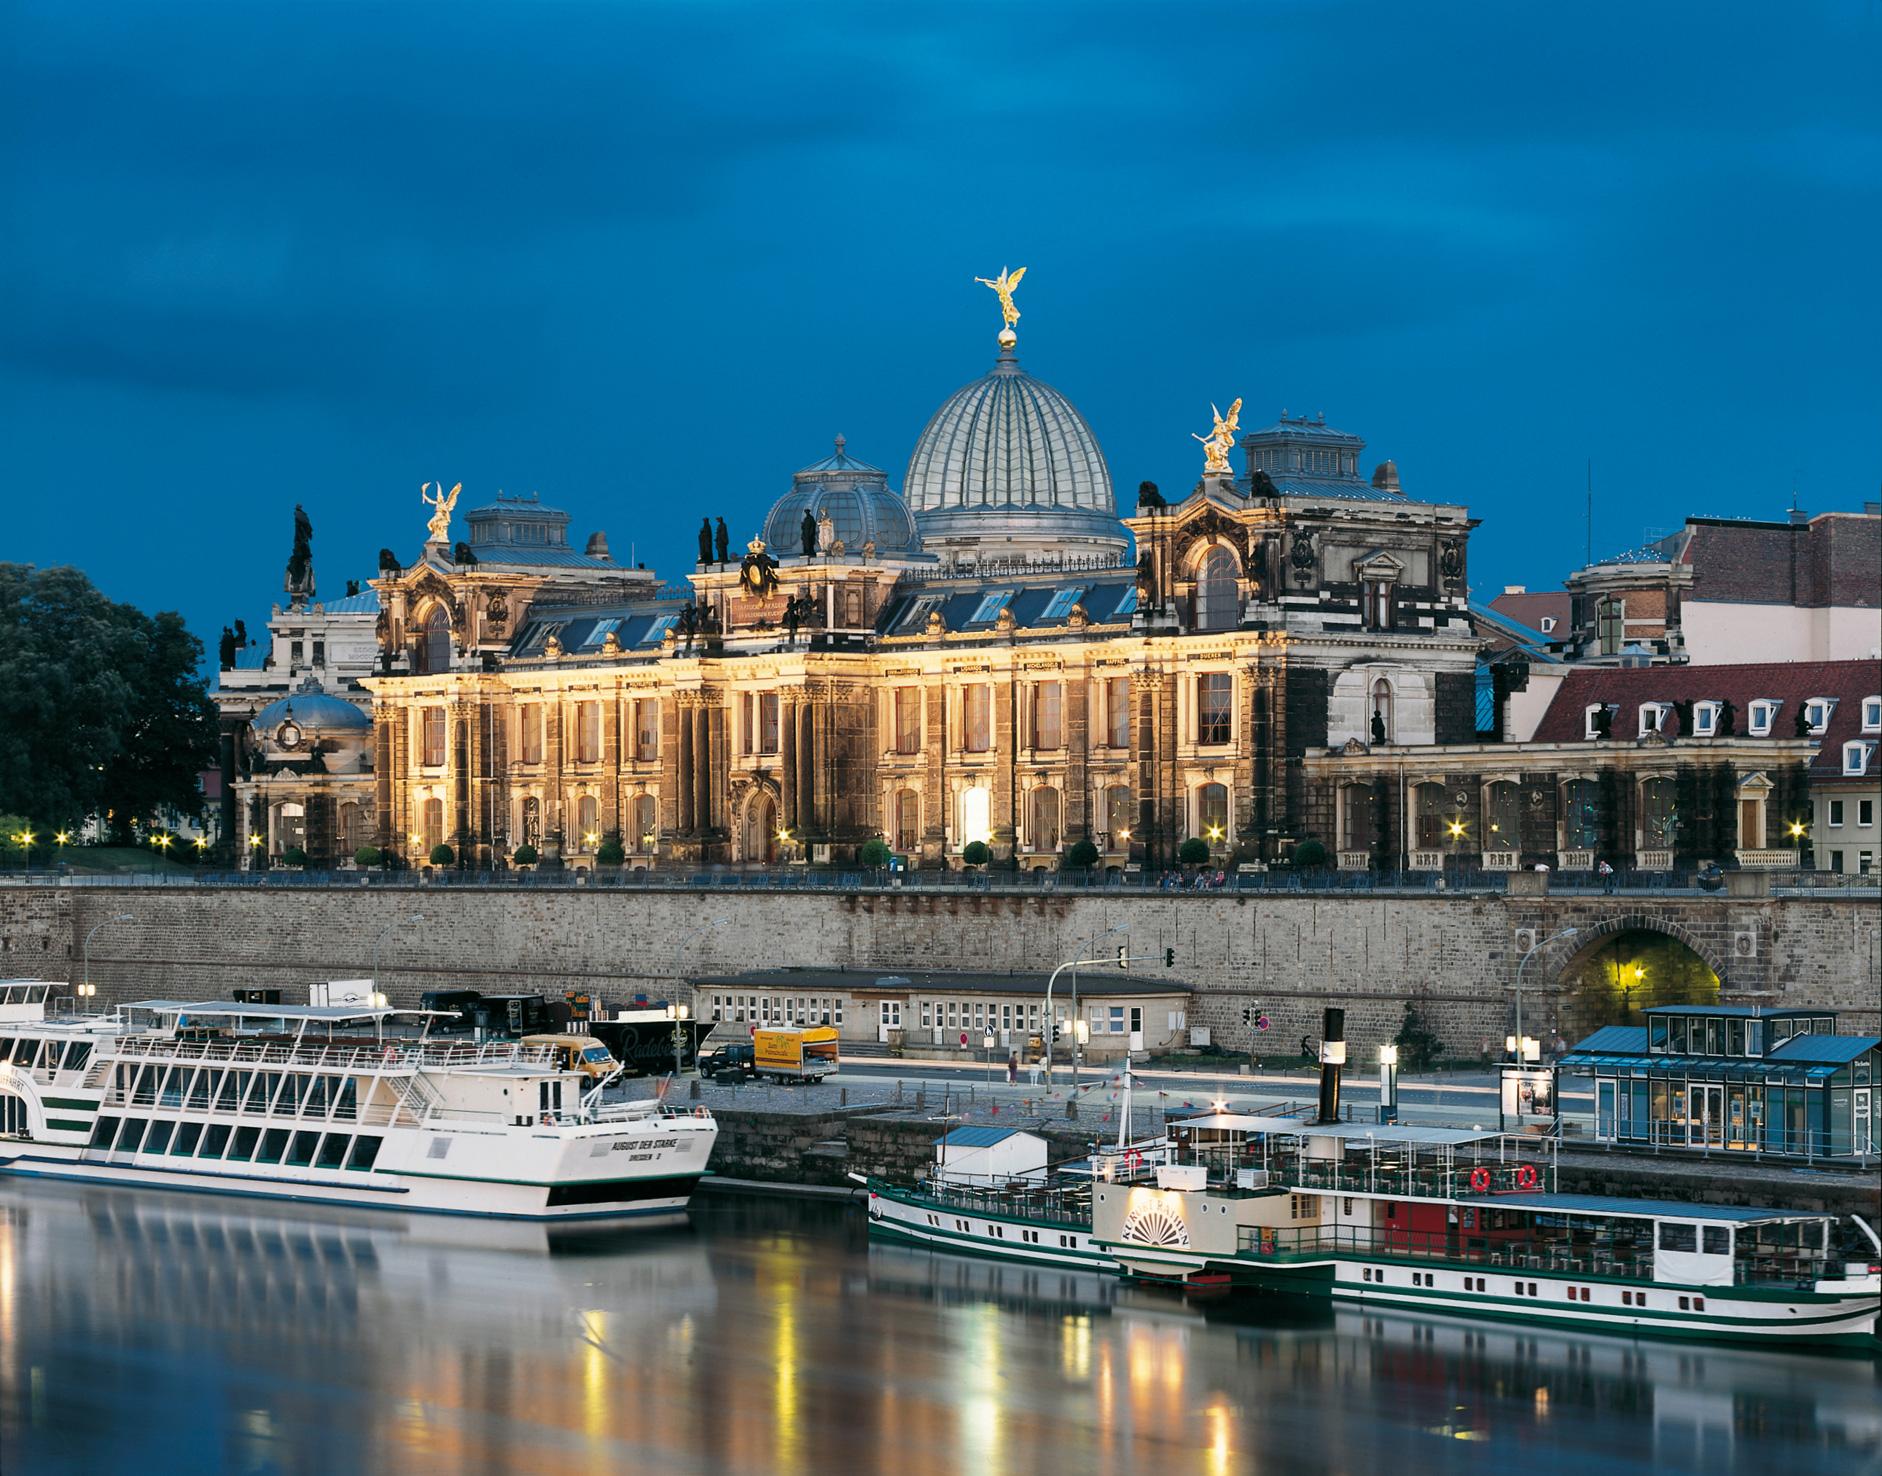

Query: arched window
<box><xmin>520</xmin><ymin>796</ymin><xmax>542</xmax><ymax>848</ymax></box>
<box><xmin>1195</xmin><ymin>546</ymin><xmax>1240</xmax><ymax>632</ymax></box>
<box><xmin>419</xmin><ymin>607</ymin><xmax>451</xmax><ymax>675</ymax></box>
<box><xmin>1642</xmin><ymin>778</ymin><xmax>1678</xmax><ymax>848</ymax></box>
<box><xmin>421</xmin><ymin>797</ymin><xmax>444</xmax><ymax>853</ymax></box>
<box><xmin>1370</xmin><ymin>679</ymin><xmax>1394</xmax><ymax>744</ymax></box>
<box><xmin>632</xmin><ymin>794</ymin><xmax>658</xmax><ymax>852</ymax></box>
<box><xmin>1485</xmin><ymin>781</ymin><xmax>1521</xmax><ymax>849</ymax></box>
<box><xmin>1340</xmin><ymin>785</ymin><xmax>1375</xmax><ymax>851</ymax></box>
<box><xmin>1413</xmin><ymin>783</ymin><xmax>1447</xmax><ymax>849</ymax></box>
<box><xmin>274</xmin><ymin>801</ymin><xmax>307</xmax><ymax>854</ymax></box>
<box><xmin>892</xmin><ymin>789</ymin><xmax>920</xmax><ymax>852</ymax></box>
<box><xmin>1561</xmin><ymin>780</ymin><xmax>1599</xmax><ymax>849</ymax></box>
<box><xmin>1197</xmin><ymin>782</ymin><xmax>1229</xmax><ymax>843</ymax></box>
<box><xmin>1104</xmin><ymin>786</ymin><xmax>1134</xmax><ymax>847</ymax></box>
<box><xmin>575</xmin><ymin>794</ymin><xmax>600</xmax><ymax>850</ymax></box>
<box><xmin>1030</xmin><ymin>787</ymin><xmax>1062</xmax><ymax>852</ymax></box>
<box><xmin>959</xmin><ymin>787</ymin><xmax>991</xmax><ymax>847</ymax></box>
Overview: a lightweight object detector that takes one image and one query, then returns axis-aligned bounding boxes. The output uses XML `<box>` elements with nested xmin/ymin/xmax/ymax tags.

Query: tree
<box><xmin>429</xmin><ymin>843</ymin><xmax>455</xmax><ymax>867</ymax></box>
<box><xmin>961</xmin><ymin>840</ymin><xmax>992</xmax><ymax>868</ymax></box>
<box><xmin>282</xmin><ymin>846</ymin><xmax>310</xmax><ymax>868</ymax></box>
<box><xmin>596</xmin><ymin>835</ymin><xmax>626</xmax><ymax>866</ymax></box>
<box><xmin>512</xmin><ymin>843</ymin><xmax>540</xmax><ymax>866</ymax></box>
<box><xmin>354</xmin><ymin>845</ymin><xmax>382</xmax><ymax>868</ymax></box>
<box><xmin>1178</xmin><ymin>836</ymin><xmax>1211</xmax><ymax>866</ymax></box>
<box><xmin>1393</xmin><ymin>1003</ymin><xmax>1444</xmax><ymax>1071</ymax></box>
<box><xmin>859</xmin><ymin>838</ymin><xmax>893</xmax><ymax>868</ymax></box>
<box><xmin>1292</xmin><ymin>838</ymin><xmax>1328</xmax><ymax>869</ymax></box>
<box><xmin>0</xmin><ymin>564</ymin><xmax>216</xmax><ymax>839</ymax></box>
<box><xmin>1065</xmin><ymin>838</ymin><xmax>1100</xmax><ymax>872</ymax></box>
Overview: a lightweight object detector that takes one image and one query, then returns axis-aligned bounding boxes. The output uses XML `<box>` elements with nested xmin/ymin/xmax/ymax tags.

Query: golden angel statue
<box><xmin>974</xmin><ymin>265</ymin><xmax>1027</xmax><ymax>332</ymax></box>
<box><xmin>421</xmin><ymin>480</ymin><xmax>462</xmax><ymax>543</ymax></box>
<box><xmin>1192</xmin><ymin>398</ymin><xmax>1242</xmax><ymax>476</ymax></box>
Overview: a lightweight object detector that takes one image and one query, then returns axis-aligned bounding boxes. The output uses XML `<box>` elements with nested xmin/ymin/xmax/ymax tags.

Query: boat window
<box><xmin>65</xmin><ymin>1042</ymin><xmax>92</xmax><ymax>1073</ymax></box>
<box><xmin>259</xmin><ymin>1128</ymin><xmax>292</xmax><ymax>1164</ymax></box>
<box><xmin>116</xmin><ymin>1119</ymin><xmax>149</xmax><ymax>1154</ymax></box>
<box><xmin>142</xmin><ymin>1121</ymin><xmax>175</xmax><ymax>1155</ymax></box>
<box><xmin>1648</xmin><ymin>1018</ymin><xmax>1668</xmax><ymax>1052</ymax></box>
<box><xmin>228</xmin><ymin>1125</ymin><xmax>261</xmax><ymax>1162</ymax></box>
<box><xmin>303</xmin><ymin>1077</ymin><xmax>330</xmax><ymax>1116</ymax></box>
<box><xmin>88</xmin><ymin>1114</ymin><xmax>120</xmax><ymax>1149</ymax></box>
<box><xmin>0</xmin><ymin>1038</ymin><xmax>14</xmax><ymax>1063</ymax></box>
<box><xmin>157</xmin><ymin>1069</ymin><xmax>185</xmax><ymax>1109</ymax></box>
<box><xmin>1701</xmin><ymin>1226</ymin><xmax>1729</xmax><ymax>1255</ymax></box>
<box><xmin>316</xmin><ymin>1134</ymin><xmax>351</xmax><ymax>1169</ymax></box>
<box><xmin>186</xmin><ymin>1070</ymin><xmax>214</xmax><ymax>1109</ymax></box>
<box><xmin>334</xmin><ymin>1078</ymin><xmax>358</xmax><ymax>1119</ymax></box>
<box><xmin>286</xmin><ymin>1131</ymin><xmax>320</xmax><ymax>1167</ymax></box>
<box><xmin>1657</xmin><ymin>1222</ymin><xmax>1697</xmax><ymax>1253</ymax></box>
<box><xmin>346</xmin><ymin>1136</ymin><xmax>382</xmax><ymax>1172</ymax></box>
<box><xmin>276</xmin><ymin>1075</ymin><xmax>303</xmax><ymax>1115</ymax></box>
<box><xmin>171</xmin><ymin>1122</ymin><xmax>203</xmax><ymax>1156</ymax></box>
<box><xmin>201</xmin><ymin>1123</ymin><xmax>232</xmax><ymax>1159</ymax></box>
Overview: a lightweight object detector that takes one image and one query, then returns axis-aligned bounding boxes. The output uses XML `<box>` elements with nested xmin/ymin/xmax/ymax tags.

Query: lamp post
<box><xmin>666</xmin><ymin>1003</ymin><xmax>691</xmax><ymax>1075</ymax></box>
<box><xmin>82</xmin><ymin>913</ymin><xmax>135</xmax><ymax>1006</ymax></box>
<box><xmin>370</xmin><ymin>912</ymin><xmax>425</xmax><ymax>991</ymax></box>
<box><xmin>1378</xmin><ymin>1043</ymin><xmax>1400</xmax><ymax>1123</ymax></box>
<box><xmin>984</xmin><ymin>1031</ymin><xmax>996</xmax><ymax>1087</ymax></box>
<box><xmin>1446</xmin><ymin>817</ymin><xmax>1466</xmax><ymax>886</ymax></box>
<box><xmin>1043</xmin><ymin>922</ymin><xmax>1130</xmax><ymax>1086</ymax></box>
<box><xmin>1514</xmin><ymin>925</ymin><xmax>1580</xmax><ymax>1061</ymax></box>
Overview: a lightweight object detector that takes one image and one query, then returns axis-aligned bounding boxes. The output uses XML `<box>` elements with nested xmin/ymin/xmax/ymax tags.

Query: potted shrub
<box><xmin>281</xmin><ymin>846</ymin><xmax>310</xmax><ymax>870</ymax></box>
<box><xmin>1177</xmin><ymin>836</ymin><xmax>1211</xmax><ymax>867</ymax></box>
<box><xmin>512</xmin><ymin>843</ymin><xmax>540</xmax><ymax>868</ymax></box>
<box><xmin>1064</xmin><ymin>838</ymin><xmax>1100</xmax><ymax>875</ymax></box>
<box><xmin>354</xmin><ymin>845</ymin><xmax>382</xmax><ymax>869</ymax></box>
<box><xmin>596</xmin><ymin>834</ymin><xmax>627</xmax><ymax>868</ymax></box>
<box><xmin>1292</xmin><ymin>838</ymin><xmax>1328</xmax><ymax>871</ymax></box>
<box><xmin>429</xmin><ymin>843</ymin><xmax>455</xmax><ymax>867</ymax></box>
<box><xmin>961</xmin><ymin>839</ymin><xmax>992</xmax><ymax>870</ymax></box>
<box><xmin>859</xmin><ymin>838</ymin><xmax>893</xmax><ymax>871</ymax></box>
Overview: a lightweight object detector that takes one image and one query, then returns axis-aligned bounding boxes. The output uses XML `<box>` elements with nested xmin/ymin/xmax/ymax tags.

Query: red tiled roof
<box><xmin>1531</xmin><ymin>659</ymin><xmax>1882</xmax><ymax>776</ymax></box>
<box><xmin>1488</xmin><ymin>591</ymin><xmax>1572</xmax><ymax>637</ymax></box>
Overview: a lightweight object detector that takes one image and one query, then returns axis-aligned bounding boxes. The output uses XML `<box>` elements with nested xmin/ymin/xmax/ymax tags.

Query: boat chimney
<box><xmin>1314</xmin><ymin>1007</ymin><xmax>1347</xmax><ymax>1124</ymax></box>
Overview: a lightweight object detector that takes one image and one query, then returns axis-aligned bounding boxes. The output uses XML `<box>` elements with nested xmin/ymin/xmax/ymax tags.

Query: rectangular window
<box><xmin>1830</xmin><ymin>799</ymin><xmax>1846</xmax><ymax>827</ymax></box>
<box><xmin>142</xmin><ymin>1120</ymin><xmax>175</xmax><ymax>1155</ymax></box>
<box><xmin>1657</xmin><ymin>1222</ymin><xmax>1698</xmax><ymax>1253</ymax></box>
<box><xmin>577</xmin><ymin>701</ymin><xmax>602</xmax><ymax>764</ymax></box>
<box><xmin>963</xmin><ymin>685</ymin><xmax>992</xmax><ymax>753</ymax></box>
<box><xmin>1693</xmin><ymin>702</ymin><xmax>1718</xmax><ymax>736</ymax></box>
<box><xmin>1861</xmin><ymin>800</ymin><xmax>1875</xmax><ymax>828</ymax></box>
<box><xmin>287</xmin><ymin>1131</ymin><xmax>320</xmax><ymax>1167</ymax></box>
<box><xmin>757</xmin><ymin>692</ymin><xmax>781</xmax><ymax>755</ymax></box>
<box><xmin>228</xmin><ymin>1125</ymin><xmax>260</xmax><ymax>1162</ymax></box>
<box><xmin>423</xmin><ymin>707</ymin><xmax>447</xmax><ymax>767</ymax></box>
<box><xmin>347</xmin><ymin>1136</ymin><xmax>383</xmax><ymax>1172</ymax></box>
<box><xmin>258</xmin><ymin>1128</ymin><xmax>292</xmax><ymax>1164</ymax></box>
<box><xmin>894</xmin><ymin>688</ymin><xmax>922</xmax><ymax>755</ymax></box>
<box><xmin>316</xmin><ymin>1134</ymin><xmax>352</xmax><ymax>1169</ymax></box>
<box><xmin>1749</xmin><ymin>700</ymin><xmax>1777</xmax><ymax>736</ymax></box>
<box><xmin>1196</xmin><ymin>673</ymin><xmax>1232</xmax><ymax>745</ymax></box>
<box><xmin>88</xmin><ymin>1114</ymin><xmax>120</xmax><ymax>1149</ymax></box>
<box><xmin>1702</xmin><ymin>1225</ymin><xmax>1729</xmax><ymax>1255</ymax></box>
<box><xmin>520</xmin><ymin>703</ymin><xmax>544</xmax><ymax>765</ymax></box>
<box><xmin>635</xmin><ymin>700</ymin><xmax>660</xmax><ymax>761</ymax></box>
<box><xmin>1040</xmin><ymin>586</ymin><xmax>1084</xmax><ymax>621</ymax></box>
<box><xmin>1031</xmin><ymin>683</ymin><xmax>1063</xmax><ymax>750</ymax></box>
<box><xmin>970</xmin><ymin>589</ymin><xmax>1015</xmax><ymax>624</ymax></box>
<box><xmin>171</xmin><ymin>1121</ymin><xmax>203</xmax><ymax>1156</ymax></box>
<box><xmin>1107</xmin><ymin>676</ymin><xmax>1130</xmax><ymax>749</ymax></box>
<box><xmin>202</xmin><ymin>1123</ymin><xmax>232</xmax><ymax>1159</ymax></box>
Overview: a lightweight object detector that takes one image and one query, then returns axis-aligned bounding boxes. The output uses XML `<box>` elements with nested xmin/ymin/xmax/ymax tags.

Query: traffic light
<box><xmin>1243</xmin><ymin>1007</ymin><xmax>1250</xmax><ymax>1025</ymax></box>
<box><xmin>1116</xmin><ymin>943</ymin><xmax>1128</xmax><ymax>969</ymax></box>
<box><xmin>1051</xmin><ymin>1022</ymin><xmax>1061</xmax><ymax>1044</ymax></box>
<box><xmin>1164</xmin><ymin>946</ymin><xmax>1175</xmax><ymax>969</ymax></box>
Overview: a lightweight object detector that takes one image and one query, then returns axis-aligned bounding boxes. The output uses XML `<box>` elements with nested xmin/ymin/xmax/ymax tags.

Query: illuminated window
<box><xmin>1196</xmin><ymin>673</ymin><xmax>1232</xmax><ymax>746</ymax></box>
<box><xmin>1031</xmin><ymin>683</ymin><xmax>1063</xmax><ymax>750</ymax></box>
<box><xmin>422</xmin><ymin>707</ymin><xmax>447</xmax><ymax>767</ymax></box>
<box><xmin>962</xmin><ymin>685</ymin><xmax>992</xmax><ymax>753</ymax></box>
<box><xmin>893</xmin><ymin>688</ymin><xmax>922</xmax><ymax>755</ymax></box>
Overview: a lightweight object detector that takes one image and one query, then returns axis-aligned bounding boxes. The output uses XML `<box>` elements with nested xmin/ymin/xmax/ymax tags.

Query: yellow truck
<box><xmin>752</xmin><ymin>1026</ymin><xmax>840</xmax><ymax>1084</ymax></box>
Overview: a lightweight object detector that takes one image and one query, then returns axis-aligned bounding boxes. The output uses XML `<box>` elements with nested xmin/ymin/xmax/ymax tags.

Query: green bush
<box><xmin>354</xmin><ymin>845</ymin><xmax>382</xmax><ymax>868</ymax></box>
<box><xmin>1393</xmin><ymin>1003</ymin><xmax>1444</xmax><ymax>1072</ymax></box>
<box><xmin>281</xmin><ymin>846</ymin><xmax>310</xmax><ymax>868</ymax></box>
<box><xmin>859</xmin><ymin>838</ymin><xmax>894</xmax><ymax>868</ymax></box>
<box><xmin>1293</xmin><ymin>838</ymin><xmax>1328</xmax><ymax>869</ymax></box>
<box><xmin>1065</xmin><ymin>839</ymin><xmax>1100</xmax><ymax>871</ymax></box>
<box><xmin>428</xmin><ymin>843</ymin><xmax>455</xmax><ymax>866</ymax></box>
<box><xmin>962</xmin><ymin>840</ymin><xmax>992</xmax><ymax>867</ymax></box>
<box><xmin>1178</xmin><ymin>837</ymin><xmax>1211</xmax><ymax>866</ymax></box>
<box><xmin>512</xmin><ymin>844</ymin><xmax>540</xmax><ymax>866</ymax></box>
<box><xmin>596</xmin><ymin>836</ymin><xmax>627</xmax><ymax>865</ymax></box>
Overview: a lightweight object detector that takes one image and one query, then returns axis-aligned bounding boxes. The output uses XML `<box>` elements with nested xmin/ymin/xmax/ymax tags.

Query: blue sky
<box><xmin>5</xmin><ymin>1</ymin><xmax>1878</xmax><ymax>645</ymax></box>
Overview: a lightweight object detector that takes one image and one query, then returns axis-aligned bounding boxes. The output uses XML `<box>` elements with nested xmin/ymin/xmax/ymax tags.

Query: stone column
<box><xmin>692</xmin><ymin>703</ymin><xmax>711</xmax><ymax>835</ymax></box>
<box><xmin>780</xmin><ymin>694</ymin><xmax>798</xmax><ymax>832</ymax></box>
<box><xmin>796</xmin><ymin>700</ymin><xmax>816</xmax><ymax>835</ymax></box>
<box><xmin>1066</xmin><ymin>675</ymin><xmax>1090</xmax><ymax>841</ymax></box>
<box><xmin>677</xmin><ymin>699</ymin><xmax>696</xmax><ymax>833</ymax></box>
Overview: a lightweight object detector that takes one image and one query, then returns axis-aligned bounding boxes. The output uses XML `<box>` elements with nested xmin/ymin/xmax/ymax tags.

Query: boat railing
<box><xmin>99</xmin><ymin>1035</ymin><xmax>556</xmax><ymax>1074</ymax></box>
<box><xmin>902</xmin><ymin>1175</ymin><xmax>1093</xmax><ymax>1227</ymax></box>
<box><xmin>1234</xmin><ymin>1225</ymin><xmax>1827</xmax><ymax>1288</ymax></box>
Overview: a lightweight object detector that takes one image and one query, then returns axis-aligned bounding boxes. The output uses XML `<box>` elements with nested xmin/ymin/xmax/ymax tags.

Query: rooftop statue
<box><xmin>974</xmin><ymin>265</ymin><xmax>1027</xmax><ymax>335</ymax></box>
<box><xmin>1193</xmin><ymin>398</ymin><xmax>1242</xmax><ymax>476</ymax></box>
<box><xmin>421</xmin><ymin>481</ymin><xmax>462</xmax><ymax>544</ymax></box>
<box><xmin>285</xmin><ymin>503</ymin><xmax>315</xmax><ymax>597</ymax></box>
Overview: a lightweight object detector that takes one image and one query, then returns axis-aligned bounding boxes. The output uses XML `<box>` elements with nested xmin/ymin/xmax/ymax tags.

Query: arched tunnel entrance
<box><xmin>1554</xmin><ymin>926</ymin><xmax>1722</xmax><ymax>1040</ymax></box>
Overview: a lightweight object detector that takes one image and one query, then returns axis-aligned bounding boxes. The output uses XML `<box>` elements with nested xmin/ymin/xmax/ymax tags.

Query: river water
<box><xmin>0</xmin><ymin>1183</ymin><xmax>1874</xmax><ymax>1475</ymax></box>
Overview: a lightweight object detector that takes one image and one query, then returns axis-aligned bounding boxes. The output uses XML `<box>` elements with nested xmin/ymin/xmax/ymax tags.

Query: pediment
<box><xmin>1352</xmin><ymin>549</ymin><xmax>1405</xmax><ymax>581</ymax></box>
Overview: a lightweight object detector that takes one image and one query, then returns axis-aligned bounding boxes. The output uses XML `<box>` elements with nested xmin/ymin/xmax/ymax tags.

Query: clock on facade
<box><xmin>277</xmin><ymin>722</ymin><xmax>302</xmax><ymax>750</ymax></box>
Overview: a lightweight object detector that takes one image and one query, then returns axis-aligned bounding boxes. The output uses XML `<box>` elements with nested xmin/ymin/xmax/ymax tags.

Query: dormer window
<box><xmin>969</xmin><ymin>589</ymin><xmax>1016</xmax><ymax>624</ymax></box>
<box><xmin>1747</xmin><ymin>700</ymin><xmax>1779</xmax><ymax>736</ymax></box>
<box><xmin>1846</xmin><ymin>741</ymin><xmax>1877</xmax><ymax>777</ymax></box>
<box><xmin>1803</xmin><ymin>698</ymin><xmax>1835</xmax><ymax>733</ymax></box>
<box><xmin>1862</xmin><ymin>697</ymin><xmax>1881</xmax><ymax>733</ymax></box>
<box><xmin>1692</xmin><ymin>701</ymin><xmax>1720</xmax><ymax>736</ymax></box>
<box><xmin>1638</xmin><ymin>702</ymin><xmax>1670</xmax><ymax>737</ymax></box>
<box><xmin>1584</xmin><ymin>703</ymin><xmax>1614</xmax><ymax>740</ymax></box>
<box><xmin>1539</xmin><ymin>616</ymin><xmax>1556</xmax><ymax>633</ymax></box>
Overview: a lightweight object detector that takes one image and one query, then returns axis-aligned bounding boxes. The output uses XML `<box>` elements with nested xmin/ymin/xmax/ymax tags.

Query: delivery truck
<box><xmin>752</xmin><ymin>1025</ymin><xmax>840</xmax><ymax>1084</ymax></box>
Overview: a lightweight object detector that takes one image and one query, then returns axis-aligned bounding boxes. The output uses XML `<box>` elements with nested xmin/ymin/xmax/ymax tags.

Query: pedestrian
<box><xmin>1598</xmin><ymin>858</ymin><xmax>1615</xmax><ymax>894</ymax></box>
<box><xmin>1028</xmin><ymin>1059</ymin><xmax>1042</xmax><ymax>1087</ymax></box>
<box><xmin>1006</xmin><ymin>1053</ymin><xmax>1018</xmax><ymax>1085</ymax></box>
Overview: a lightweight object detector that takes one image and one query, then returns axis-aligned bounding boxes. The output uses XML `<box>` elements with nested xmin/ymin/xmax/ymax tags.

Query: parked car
<box><xmin>698</xmin><ymin>1042</ymin><xmax>757</xmax><ymax>1081</ymax></box>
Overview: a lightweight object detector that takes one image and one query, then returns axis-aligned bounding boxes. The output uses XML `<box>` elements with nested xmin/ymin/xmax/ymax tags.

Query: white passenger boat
<box><xmin>0</xmin><ymin>980</ymin><xmax>717</xmax><ymax>1219</ymax></box>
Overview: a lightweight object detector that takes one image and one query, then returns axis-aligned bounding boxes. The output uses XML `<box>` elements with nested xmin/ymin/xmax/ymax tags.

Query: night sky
<box><xmin>5</xmin><ymin>2</ymin><xmax>1878</xmax><ymax>650</ymax></box>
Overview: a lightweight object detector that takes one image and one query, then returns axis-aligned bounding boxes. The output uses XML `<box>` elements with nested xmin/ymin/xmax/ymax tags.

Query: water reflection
<box><xmin>0</xmin><ymin>1185</ymin><xmax>1874</xmax><ymax>1475</ymax></box>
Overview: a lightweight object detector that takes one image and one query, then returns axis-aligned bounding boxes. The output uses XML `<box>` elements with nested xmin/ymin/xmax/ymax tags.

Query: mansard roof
<box><xmin>877</xmin><ymin>575</ymin><xmax>1137</xmax><ymax>636</ymax></box>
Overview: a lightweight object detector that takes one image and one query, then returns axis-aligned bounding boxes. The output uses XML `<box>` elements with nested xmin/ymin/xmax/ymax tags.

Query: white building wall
<box><xmin>1681</xmin><ymin>602</ymin><xmax>1882</xmax><ymax>665</ymax></box>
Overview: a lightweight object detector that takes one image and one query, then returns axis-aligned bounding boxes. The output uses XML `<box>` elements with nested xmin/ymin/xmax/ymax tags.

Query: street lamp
<box><xmin>1378</xmin><ymin>1043</ymin><xmax>1400</xmax><ymax>1123</ymax></box>
<box><xmin>1042</xmin><ymin>922</ymin><xmax>1131</xmax><ymax>1086</ymax></box>
<box><xmin>82</xmin><ymin>913</ymin><xmax>134</xmax><ymax>1008</ymax></box>
<box><xmin>666</xmin><ymin>1002</ymin><xmax>691</xmax><ymax>1075</ymax></box>
<box><xmin>370</xmin><ymin>912</ymin><xmax>425</xmax><ymax>992</ymax></box>
<box><xmin>1514</xmin><ymin>925</ymin><xmax>1580</xmax><ymax>1060</ymax></box>
<box><xmin>984</xmin><ymin>1031</ymin><xmax>997</xmax><ymax>1086</ymax></box>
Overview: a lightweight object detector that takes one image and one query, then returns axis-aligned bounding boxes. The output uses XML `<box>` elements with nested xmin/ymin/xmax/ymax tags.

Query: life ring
<box><xmin>1516</xmin><ymin>1164</ymin><xmax>1538</xmax><ymax>1190</ymax></box>
<box><xmin>1468</xmin><ymin>1166</ymin><xmax>1491</xmax><ymax>1193</ymax></box>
